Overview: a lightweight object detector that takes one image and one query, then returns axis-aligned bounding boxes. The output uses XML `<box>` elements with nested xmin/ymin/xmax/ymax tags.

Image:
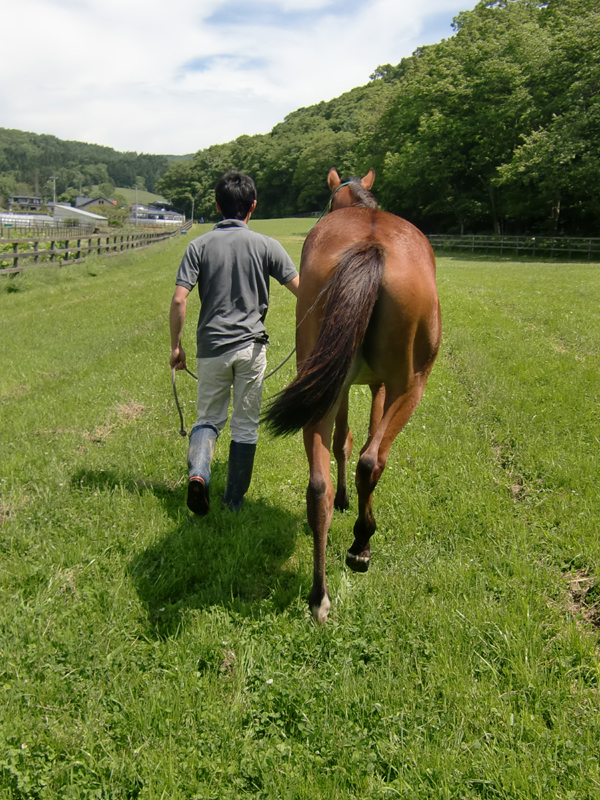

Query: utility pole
<box><xmin>135</xmin><ymin>185</ymin><xmax>138</xmax><ymax>227</ymax></box>
<box><xmin>49</xmin><ymin>176</ymin><xmax>57</xmax><ymax>204</ymax></box>
<box><xmin>191</xmin><ymin>196</ymin><xmax>194</xmax><ymax>225</ymax></box>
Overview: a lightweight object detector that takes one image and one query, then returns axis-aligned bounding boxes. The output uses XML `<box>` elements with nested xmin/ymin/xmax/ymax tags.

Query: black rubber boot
<box><xmin>187</xmin><ymin>476</ymin><xmax>210</xmax><ymax>516</ymax></box>
<box><xmin>222</xmin><ymin>441</ymin><xmax>257</xmax><ymax>512</ymax></box>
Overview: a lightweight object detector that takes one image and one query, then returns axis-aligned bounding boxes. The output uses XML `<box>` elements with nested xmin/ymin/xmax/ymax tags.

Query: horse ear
<box><xmin>361</xmin><ymin>168</ymin><xmax>375</xmax><ymax>190</ymax></box>
<box><xmin>327</xmin><ymin>168</ymin><xmax>341</xmax><ymax>191</ymax></box>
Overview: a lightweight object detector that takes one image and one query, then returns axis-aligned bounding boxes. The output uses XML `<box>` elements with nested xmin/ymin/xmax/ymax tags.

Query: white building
<box><xmin>130</xmin><ymin>203</ymin><xmax>184</xmax><ymax>225</ymax></box>
<box><xmin>0</xmin><ymin>212</ymin><xmax>55</xmax><ymax>227</ymax></box>
<box><xmin>47</xmin><ymin>203</ymin><xmax>108</xmax><ymax>226</ymax></box>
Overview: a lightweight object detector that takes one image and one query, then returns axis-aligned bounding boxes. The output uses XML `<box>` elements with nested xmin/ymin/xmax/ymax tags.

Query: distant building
<box><xmin>47</xmin><ymin>203</ymin><xmax>108</xmax><ymax>225</ymax></box>
<box><xmin>0</xmin><ymin>212</ymin><xmax>55</xmax><ymax>227</ymax></box>
<box><xmin>7</xmin><ymin>195</ymin><xmax>44</xmax><ymax>212</ymax></box>
<box><xmin>130</xmin><ymin>202</ymin><xmax>184</xmax><ymax>225</ymax></box>
<box><xmin>75</xmin><ymin>196</ymin><xmax>117</xmax><ymax>209</ymax></box>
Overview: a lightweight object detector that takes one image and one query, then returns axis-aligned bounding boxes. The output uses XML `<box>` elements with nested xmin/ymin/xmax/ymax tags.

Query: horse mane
<box><xmin>341</xmin><ymin>177</ymin><xmax>378</xmax><ymax>209</ymax></box>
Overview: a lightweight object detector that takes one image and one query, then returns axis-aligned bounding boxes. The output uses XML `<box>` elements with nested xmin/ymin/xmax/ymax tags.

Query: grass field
<box><xmin>1</xmin><ymin>220</ymin><xmax>599</xmax><ymax>799</ymax></box>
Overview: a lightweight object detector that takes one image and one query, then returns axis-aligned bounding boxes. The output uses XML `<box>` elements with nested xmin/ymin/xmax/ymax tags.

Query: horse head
<box><xmin>327</xmin><ymin>167</ymin><xmax>377</xmax><ymax>212</ymax></box>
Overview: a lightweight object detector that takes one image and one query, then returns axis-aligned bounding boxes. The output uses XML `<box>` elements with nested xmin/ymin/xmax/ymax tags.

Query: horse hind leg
<box><xmin>346</xmin><ymin>451</ymin><xmax>378</xmax><ymax>572</ymax></box>
<box><xmin>333</xmin><ymin>391</ymin><xmax>352</xmax><ymax>511</ymax></box>
<box><xmin>304</xmin><ymin>419</ymin><xmax>336</xmax><ymax>623</ymax></box>
<box><xmin>346</xmin><ymin>380</ymin><xmax>426</xmax><ymax>573</ymax></box>
<box><xmin>344</xmin><ymin>384</ymin><xmax>383</xmax><ymax>570</ymax></box>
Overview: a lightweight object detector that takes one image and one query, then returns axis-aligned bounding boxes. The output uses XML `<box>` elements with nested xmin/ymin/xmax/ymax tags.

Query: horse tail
<box><xmin>265</xmin><ymin>239</ymin><xmax>385</xmax><ymax>436</ymax></box>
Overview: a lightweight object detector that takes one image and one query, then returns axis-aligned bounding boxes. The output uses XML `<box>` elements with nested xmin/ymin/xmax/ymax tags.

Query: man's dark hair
<box><xmin>215</xmin><ymin>171</ymin><xmax>257</xmax><ymax>220</ymax></box>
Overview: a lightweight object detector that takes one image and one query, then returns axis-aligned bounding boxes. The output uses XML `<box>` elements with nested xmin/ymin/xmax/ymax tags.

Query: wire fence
<box><xmin>427</xmin><ymin>234</ymin><xmax>600</xmax><ymax>261</ymax></box>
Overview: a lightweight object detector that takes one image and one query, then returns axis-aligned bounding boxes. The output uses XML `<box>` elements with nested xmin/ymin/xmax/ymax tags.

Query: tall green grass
<box><xmin>1</xmin><ymin>225</ymin><xmax>599</xmax><ymax>798</ymax></box>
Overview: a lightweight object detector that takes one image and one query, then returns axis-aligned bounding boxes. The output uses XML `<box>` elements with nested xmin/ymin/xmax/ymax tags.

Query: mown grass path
<box><xmin>1</xmin><ymin>223</ymin><xmax>599</xmax><ymax>799</ymax></box>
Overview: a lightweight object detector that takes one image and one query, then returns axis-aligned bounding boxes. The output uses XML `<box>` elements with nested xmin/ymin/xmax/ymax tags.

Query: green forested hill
<box><xmin>157</xmin><ymin>0</ymin><xmax>600</xmax><ymax>236</ymax></box>
<box><xmin>2</xmin><ymin>0</ymin><xmax>598</xmax><ymax>234</ymax></box>
<box><xmin>0</xmin><ymin>128</ymin><xmax>169</xmax><ymax>202</ymax></box>
<box><xmin>156</xmin><ymin>77</ymin><xmax>397</xmax><ymax>223</ymax></box>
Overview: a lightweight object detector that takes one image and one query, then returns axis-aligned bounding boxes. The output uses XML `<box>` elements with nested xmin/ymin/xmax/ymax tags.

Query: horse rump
<box><xmin>265</xmin><ymin>239</ymin><xmax>385</xmax><ymax>436</ymax></box>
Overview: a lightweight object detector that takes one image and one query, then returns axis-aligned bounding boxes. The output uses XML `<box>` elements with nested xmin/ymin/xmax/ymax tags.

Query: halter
<box><xmin>326</xmin><ymin>180</ymin><xmax>357</xmax><ymax>211</ymax></box>
<box><xmin>311</xmin><ymin>181</ymin><xmax>356</xmax><ymax>226</ymax></box>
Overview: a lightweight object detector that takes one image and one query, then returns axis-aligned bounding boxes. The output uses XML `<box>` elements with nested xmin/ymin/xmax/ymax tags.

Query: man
<box><xmin>169</xmin><ymin>171</ymin><xmax>299</xmax><ymax>514</ymax></box>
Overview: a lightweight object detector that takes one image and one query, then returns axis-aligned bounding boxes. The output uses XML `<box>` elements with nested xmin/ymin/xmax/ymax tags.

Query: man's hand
<box><xmin>170</xmin><ymin>346</ymin><xmax>187</xmax><ymax>371</ymax></box>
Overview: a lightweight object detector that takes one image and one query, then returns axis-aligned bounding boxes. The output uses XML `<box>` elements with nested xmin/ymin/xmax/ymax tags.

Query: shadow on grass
<box><xmin>72</xmin><ymin>467</ymin><xmax>308</xmax><ymax>637</ymax></box>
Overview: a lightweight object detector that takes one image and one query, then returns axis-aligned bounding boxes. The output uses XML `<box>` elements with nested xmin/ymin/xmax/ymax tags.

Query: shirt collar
<box><xmin>214</xmin><ymin>219</ymin><xmax>248</xmax><ymax>230</ymax></box>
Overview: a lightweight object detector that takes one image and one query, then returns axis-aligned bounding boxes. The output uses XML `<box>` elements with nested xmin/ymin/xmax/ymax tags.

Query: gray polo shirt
<box><xmin>176</xmin><ymin>219</ymin><xmax>298</xmax><ymax>358</ymax></box>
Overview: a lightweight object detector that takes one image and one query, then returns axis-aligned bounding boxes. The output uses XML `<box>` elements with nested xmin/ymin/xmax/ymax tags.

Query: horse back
<box><xmin>299</xmin><ymin>208</ymin><xmax>441</xmax><ymax>383</ymax></box>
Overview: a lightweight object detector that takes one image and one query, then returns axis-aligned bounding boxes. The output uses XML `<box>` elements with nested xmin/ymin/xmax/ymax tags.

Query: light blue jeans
<box><xmin>187</xmin><ymin>342</ymin><xmax>267</xmax><ymax>482</ymax></box>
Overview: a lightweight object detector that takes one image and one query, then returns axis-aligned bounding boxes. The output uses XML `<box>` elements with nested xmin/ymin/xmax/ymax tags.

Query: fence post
<box><xmin>50</xmin><ymin>240</ymin><xmax>56</xmax><ymax>262</ymax></box>
<box><xmin>13</xmin><ymin>242</ymin><xmax>18</xmax><ymax>270</ymax></box>
<box><xmin>34</xmin><ymin>240</ymin><xmax>39</xmax><ymax>264</ymax></box>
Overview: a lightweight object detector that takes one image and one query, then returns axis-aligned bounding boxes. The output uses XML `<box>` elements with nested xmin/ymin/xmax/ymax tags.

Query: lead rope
<box><xmin>171</xmin><ymin>366</ymin><xmax>197</xmax><ymax>437</ymax></box>
<box><xmin>262</xmin><ymin>278</ymin><xmax>333</xmax><ymax>380</ymax></box>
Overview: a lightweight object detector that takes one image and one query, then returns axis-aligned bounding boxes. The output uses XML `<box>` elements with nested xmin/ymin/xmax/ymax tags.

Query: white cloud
<box><xmin>0</xmin><ymin>0</ymin><xmax>478</xmax><ymax>154</ymax></box>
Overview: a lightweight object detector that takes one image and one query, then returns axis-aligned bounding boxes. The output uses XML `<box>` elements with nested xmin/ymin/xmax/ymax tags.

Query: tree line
<box><xmin>157</xmin><ymin>0</ymin><xmax>599</xmax><ymax>236</ymax></box>
<box><xmin>0</xmin><ymin>128</ymin><xmax>173</xmax><ymax>206</ymax></box>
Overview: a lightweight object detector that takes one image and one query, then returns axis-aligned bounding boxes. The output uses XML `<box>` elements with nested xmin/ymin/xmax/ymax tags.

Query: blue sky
<box><xmin>1</xmin><ymin>0</ymin><xmax>479</xmax><ymax>155</ymax></box>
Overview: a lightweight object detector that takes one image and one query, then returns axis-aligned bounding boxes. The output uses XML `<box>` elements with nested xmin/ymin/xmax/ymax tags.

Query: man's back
<box><xmin>176</xmin><ymin>219</ymin><xmax>297</xmax><ymax>357</ymax></box>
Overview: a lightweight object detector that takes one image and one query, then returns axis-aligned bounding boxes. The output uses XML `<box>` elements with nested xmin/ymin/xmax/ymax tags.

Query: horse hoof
<box><xmin>346</xmin><ymin>550</ymin><xmax>370</xmax><ymax>573</ymax></box>
<box><xmin>334</xmin><ymin>493</ymin><xmax>350</xmax><ymax>512</ymax></box>
<box><xmin>309</xmin><ymin>594</ymin><xmax>331</xmax><ymax>624</ymax></box>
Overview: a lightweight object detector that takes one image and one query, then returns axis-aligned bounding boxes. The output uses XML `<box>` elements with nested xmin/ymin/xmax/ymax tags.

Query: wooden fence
<box><xmin>0</xmin><ymin>221</ymin><xmax>192</xmax><ymax>275</ymax></box>
<box><xmin>427</xmin><ymin>234</ymin><xmax>600</xmax><ymax>260</ymax></box>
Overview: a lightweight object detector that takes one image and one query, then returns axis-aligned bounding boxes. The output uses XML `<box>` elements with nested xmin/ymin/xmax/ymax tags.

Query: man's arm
<box><xmin>169</xmin><ymin>285</ymin><xmax>190</xmax><ymax>369</ymax></box>
<box><xmin>284</xmin><ymin>274</ymin><xmax>300</xmax><ymax>296</ymax></box>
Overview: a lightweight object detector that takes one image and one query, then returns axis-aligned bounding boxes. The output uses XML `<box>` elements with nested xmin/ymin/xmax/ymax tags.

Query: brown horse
<box><xmin>266</xmin><ymin>168</ymin><xmax>441</xmax><ymax>623</ymax></box>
